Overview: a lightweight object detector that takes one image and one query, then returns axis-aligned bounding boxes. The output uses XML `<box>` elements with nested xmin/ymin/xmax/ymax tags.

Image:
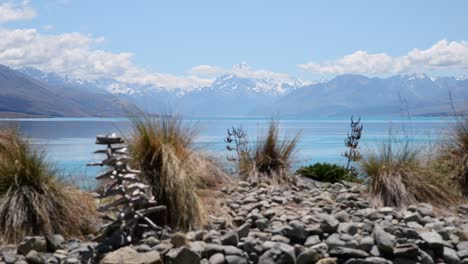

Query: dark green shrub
<box><xmin>296</xmin><ymin>162</ymin><xmax>361</xmax><ymax>183</ymax></box>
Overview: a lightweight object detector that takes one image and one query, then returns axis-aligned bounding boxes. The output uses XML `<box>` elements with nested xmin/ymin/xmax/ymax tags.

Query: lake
<box><xmin>0</xmin><ymin>116</ymin><xmax>456</xmax><ymax>188</ymax></box>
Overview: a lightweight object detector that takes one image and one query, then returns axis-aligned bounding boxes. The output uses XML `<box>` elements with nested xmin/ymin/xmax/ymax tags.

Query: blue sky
<box><xmin>1</xmin><ymin>0</ymin><xmax>467</xmax><ymax>89</ymax></box>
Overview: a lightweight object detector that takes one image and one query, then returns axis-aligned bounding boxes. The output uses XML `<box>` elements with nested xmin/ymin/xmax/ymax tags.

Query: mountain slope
<box><xmin>0</xmin><ymin>65</ymin><xmax>135</xmax><ymax>117</ymax></box>
<box><xmin>263</xmin><ymin>74</ymin><xmax>466</xmax><ymax>116</ymax></box>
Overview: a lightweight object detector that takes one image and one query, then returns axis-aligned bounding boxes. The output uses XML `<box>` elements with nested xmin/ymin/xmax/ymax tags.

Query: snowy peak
<box><xmin>209</xmin><ymin>73</ymin><xmax>304</xmax><ymax>96</ymax></box>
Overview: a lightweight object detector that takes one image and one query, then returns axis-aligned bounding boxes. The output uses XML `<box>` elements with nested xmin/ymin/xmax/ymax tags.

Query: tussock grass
<box><xmin>360</xmin><ymin>142</ymin><xmax>457</xmax><ymax>209</ymax></box>
<box><xmin>0</xmin><ymin>129</ymin><xmax>98</xmax><ymax>243</ymax></box>
<box><xmin>240</xmin><ymin>121</ymin><xmax>300</xmax><ymax>184</ymax></box>
<box><xmin>433</xmin><ymin>118</ymin><xmax>468</xmax><ymax>197</ymax></box>
<box><xmin>128</xmin><ymin>116</ymin><xmax>229</xmax><ymax>230</ymax></box>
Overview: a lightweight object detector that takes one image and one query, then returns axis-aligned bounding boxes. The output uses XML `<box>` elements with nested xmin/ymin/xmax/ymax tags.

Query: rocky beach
<box><xmin>1</xmin><ymin>177</ymin><xmax>467</xmax><ymax>264</ymax></box>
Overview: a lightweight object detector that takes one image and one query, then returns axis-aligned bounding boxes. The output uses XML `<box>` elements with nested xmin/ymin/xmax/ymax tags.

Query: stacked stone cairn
<box><xmin>88</xmin><ymin>133</ymin><xmax>166</xmax><ymax>253</ymax></box>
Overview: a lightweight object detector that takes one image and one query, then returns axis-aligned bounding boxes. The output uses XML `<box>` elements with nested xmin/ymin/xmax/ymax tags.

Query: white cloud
<box><xmin>0</xmin><ymin>28</ymin><xmax>213</xmax><ymax>89</ymax></box>
<box><xmin>299</xmin><ymin>40</ymin><xmax>468</xmax><ymax>75</ymax></box>
<box><xmin>189</xmin><ymin>62</ymin><xmax>298</xmax><ymax>84</ymax></box>
<box><xmin>189</xmin><ymin>65</ymin><xmax>226</xmax><ymax>77</ymax></box>
<box><xmin>0</xmin><ymin>0</ymin><xmax>36</xmax><ymax>24</ymax></box>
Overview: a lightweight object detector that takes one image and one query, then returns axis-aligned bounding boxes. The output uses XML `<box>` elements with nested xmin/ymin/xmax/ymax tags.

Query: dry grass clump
<box><xmin>128</xmin><ymin>116</ymin><xmax>229</xmax><ymax>230</ymax></box>
<box><xmin>0</xmin><ymin>129</ymin><xmax>98</xmax><ymax>243</ymax></box>
<box><xmin>360</xmin><ymin>142</ymin><xmax>457</xmax><ymax>209</ymax></box>
<box><xmin>239</xmin><ymin>121</ymin><xmax>300</xmax><ymax>184</ymax></box>
<box><xmin>433</xmin><ymin>118</ymin><xmax>468</xmax><ymax>197</ymax></box>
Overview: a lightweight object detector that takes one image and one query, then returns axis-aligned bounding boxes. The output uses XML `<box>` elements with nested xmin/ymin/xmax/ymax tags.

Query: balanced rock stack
<box><xmin>88</xmin><ymin>133</ymin><xmax>165</xmax><ymax>252</ymax></box>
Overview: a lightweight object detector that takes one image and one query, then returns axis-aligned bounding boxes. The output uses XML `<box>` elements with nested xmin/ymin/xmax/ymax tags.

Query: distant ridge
<box><xmin>0</xmin><ymin>65</ymin><xmax>137</xmax><ymax>117</ymax></box>
<box><xmin>2</xmin><ymin>64</ymin><xmax>466</xmax><ymax>117</ymax></box>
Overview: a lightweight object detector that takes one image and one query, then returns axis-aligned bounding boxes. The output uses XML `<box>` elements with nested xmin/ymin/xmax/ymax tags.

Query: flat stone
<box><xmin>344</xmin><ymin>257</ymin><xmax>392</xmax><ymax>264</ymax></box>
<box><xmin>100</xmin><ymin>246</ymin><xmax>162</xmax><ymax>264</ymax></box>
<box><xmin>329</xmin><ymin>247</ymin><xmax>369</xmax><ymax>258</ymax></box>
<box><xmin>225</xmin><ymin>255</ymin><xmax>248</xmax><ymax>264</ymax></box>
<box><xmin>419</xmin><ymin>231</ymin><xmax>444</xmax><ymax>248</ymax></box>
<box><xmin>316</xmin><ymin>257</ymin><xmax>338</xmax><ymax>264</ymax></box>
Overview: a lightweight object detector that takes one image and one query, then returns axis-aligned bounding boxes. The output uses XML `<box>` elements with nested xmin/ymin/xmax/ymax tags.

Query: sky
<box><xmin>0</xmin><ymin>0</ymin><xmax>468</xmax><ymax>89</ymax></box>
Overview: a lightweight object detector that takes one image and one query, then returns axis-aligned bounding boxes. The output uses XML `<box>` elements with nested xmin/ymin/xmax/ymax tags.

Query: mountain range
<box><xmin>0</xmin><ymin>63</ymin><xmax>466</xmax><ymax>117</ymax></box>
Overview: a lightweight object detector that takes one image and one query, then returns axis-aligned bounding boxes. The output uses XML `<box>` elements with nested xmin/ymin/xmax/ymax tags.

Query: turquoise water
<box><xmin>0</xmin><ymin>116</ymin><xmax>456</xmax><ymax>186</ymax></box>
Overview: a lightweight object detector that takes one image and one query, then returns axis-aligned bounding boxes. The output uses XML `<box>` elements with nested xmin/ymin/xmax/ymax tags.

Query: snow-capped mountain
<box><xmin>12</xmin><ymin>65</ymin><xmax>467</xmax><ymax>117</ymax></box>
<box><xmin>262</xmin><ymin>73</ymin><xmax>466</xmax><ymax>116</ymax></box>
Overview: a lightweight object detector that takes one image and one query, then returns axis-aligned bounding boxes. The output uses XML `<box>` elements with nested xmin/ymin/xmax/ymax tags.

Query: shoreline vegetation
<box><xmin>0</xmin><ymin>115</ymin><xmax>466</xmax><ymax>263</ymax></box>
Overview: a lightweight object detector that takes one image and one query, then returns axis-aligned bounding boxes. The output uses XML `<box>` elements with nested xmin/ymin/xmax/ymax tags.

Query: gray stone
<box><xmin>25</xmin><ymin>250</ymin><xmax>44</xmax><ymax>264</ymax></box>
<box><xmin>135</xmin><ymin>244</ymin><xmax>152</xmax><ymax>253</ymax></box>
<box><xmin>271</xmin><ymin>235</ymin><xmax>290</xmax><ymax>244</ymax></box>
<box><xmin>417</xmin><ymin>203</ymin><xmax>434</xmax><ymax>217</ymax></box>
<box><xmin>373</xmin><ymin>226</ymin><xmax>395</xmax><ymax>255</ymax></box>
<box><xmin>166</xmin><ymin>246</ymin><xmax>201</xmax><ymax>264</ymax></box>
<box><xmin>100</xmin><ymin>246</ymin><xmax>162</xmax><ymax>264</ymax></box>
<box><xmin>296</xmin><ymin>249</ymin><xmax>323</xmax><ymax>264</ymax></box>
<box><xmin>358</xmin><ymin>236</ymin><xmax>374</xmax><ymax>252</ymax></box>
<box><xmin>205</xmin><ymin>244</ymin><xmax>224</xmax><ymax>258</ymax></box>
<box><xmin>444</xmin><ymin>247</ymin><xmax>461</xmax><ymax>264</ymax></box>
<box><xmin>222</xmin><ymin>245</ymin><xmax>243</xmax><ymax>256</ymax></box>
<box><xmin>458</xmin><ymin>241</ymin><xmax>468</xmax><ymax>251</ymax></box>
<box><xmin>316</xmin><ymin>257</ymin><xmax>338</xmax><ymax>264</ymax></box>
<box><xmin>403</xmin><ymin>212</ymin><xmax>422</xmax><ymax>223</ymax></box>
<box><xmin>236</xmin><ymin>223</ymin><xmax>250</xmax><ymax>239</ymax></box>
<box><xmin>334</xmin><ymin>210</ymin><xmax>350</xmax><ymax>222</ymax></box>
<box><xmin>258</xmin><ymin>243</ymin><xmax>295</xmax><ymax>264</ymax></box>
<box><xmin>344</xmin><ymin>257</ymin><xmax>392</xmax><ymax>264</ymax></box>
<box><xmin>285</xmin><ymin>220</ymin><xmax>307</xmax><ymax>242</ymax></box>
<box><xmin>65</xmin><ymin>258</ymin><xmax>80</xmax><ymax>264</ymax></box>
<box><xmin>326</xmin><ymin>234</ymin><xmax>346</xmax><ymax>249</ymax></box>
<box><xmin>45</xmin><ymin>235</ymin><xmax>64</xmax><ymax>252</ymax></box>
<box><xmin>208</xmin><ymin>253</ymin><xmax>225</xmax><ymax>264</ymax></box>
<box><xmin>255</xmin><ymin>219</ymin><xmax>269</xmax><ymax>231</ymax></box>
<box><xmin>458</xmin><ymin>249</ymin><xmax>468</xmax><ymax>259</ymax></box>
<box><xmin>2</xmin><ymin>251</ymin><xmax>17</xmax><ymax>264</ymax></box>
<box><xmin>153</xmin><ymin>241</ymin><xmax>173</xmax><ymax>254</ymax></box>
<box><xmin>221</xmin><ymin>232</ymin><xmax>239</xmax><ymax>246</ymax></box>
<box><xmin>144</xmin><ymin>237</ymin><xmax>161</xmax><ymax>247</ymax></box>
<box><xmin>419</xmin><ymin>231</ymin><xmax>444</xmax><ymax>248</ymax></box>
<box><xmin>318</xmin><ymin>214</ymin><xmax>339</xmax><ymax>233</ymax></box>
<box><xmin>338</xmin><ymin>223</ymin><xmax>360</xmax><ymax>235</ymax></box>
<box><xmin>304</xmin><ymin>235</ymin><xmax>321</xmax><ymax>247</ymax></box>
<box><xmin>225</xmin><ymin>255</ymin><xmax>248</xmax><ymax>264</ymax></box>
<box><xmin>329</xmin><ymin>247</ymin><xmax>369</xmax><ymax>258</ymax></box>
<box><xmin>311</xmin><ymin>243</ymin><xmax>329</xmax><ymax>255</ymax></box>
<box><xmin>17</xmin><ymin>237</ymin><xmax>47</xmax><ymax>255</ymax></box>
